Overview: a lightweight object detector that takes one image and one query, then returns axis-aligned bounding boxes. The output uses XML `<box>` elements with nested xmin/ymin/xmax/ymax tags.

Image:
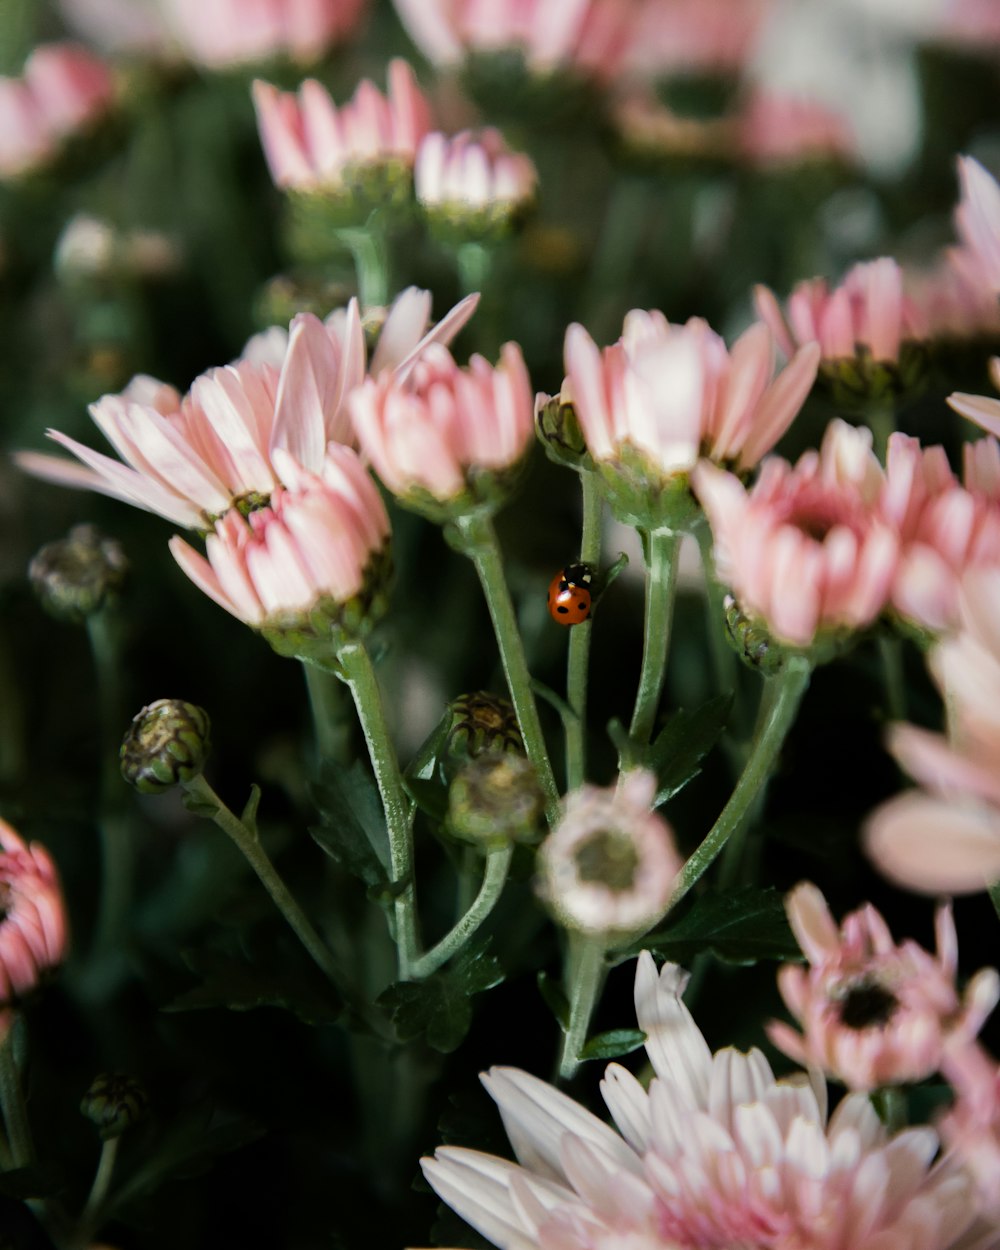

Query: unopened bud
<box><xmin>535</xmin><ymin>392</ymin><xmax>589</xmax><ymax>468</ymax></box>
<box><xmin>443</xmin><ymin>691</ymin><xmax>524</xmax><ymax>780</ymax></box>
<box><xmin>81</xmin><ymin>1072</ymin><xmax>148</xmax><ymax>1140</ymax></box>
<box><xmin>29</xmin><ymin>525</ymin><xmax>128</xmax><ymax>623</ymax></box>
<box><xmin>724</xmin><ymin>595</ymin><xmax>785</xmax><ymax>673</ymax></box>
<box><xmin>448</xmin><ymin>755</ymin><xmax>544</xmax><ymax>847</ymax></box>
<box><xmin>120</xmin><ymin>699</ymin><xmax>210</xmax><ymax>793</ymax></box>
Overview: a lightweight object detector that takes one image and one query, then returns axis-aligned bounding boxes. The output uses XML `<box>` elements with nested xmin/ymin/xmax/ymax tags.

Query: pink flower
<box><xmin>955</xmin><ymin>156</ymin><xmax>1000</xmax><ymax>294</ymax></box>
<box><xmin>755</xmin><ymin>258</ymin><xmax>927</xmax><ymax>366</ymax></box>
<box><xmin>0</xmin><ymin>43</ymin><xmax>115</xmax><ymax>179</ymax></box>
<box><xmin>905</xmin><ymin>248</ymin><xmax>1000</xmax><ymax>343</ymax></box>
<box><xmin>623</xmin><ymin>0</ymin><xmax>771</xmax><ymax>78</ymax></box>
<box><xmin>415</xmin><ymin>128</ymin><xmax>537</xmax><ymax>230</ymax></box>
<box><xmin>693</xmin><ymin>419</ymin><xmax>899</xmax><ymax>648</ymax></box>
<box><xmin>537</xmin><ymin>772</ymin><xmax>682</xmax><ymax>937</ymax></box>
<box><xmin>349</xmin><ymin>341</ymin><xmax>534</xmax><ymax>509</ymax></box>
<box><xmin>737</xmin><ymin>90</ymin><xmax>856</xmax><ymax>169</ymax></box>
<box><xmin>0</xmin><ymin>820</ymin><xmax>68</xmax><ymax>1005</ymax></box>
<box><xmin>422</xmin><ymin>951</ymin><xmax>986</xmax><ymax>1250</ymax></box>
<box><xmin>59</xmin><ymin>0</ymin><xmax>175</xmax><ymax>58</ymax></box>
<box><xmin>168</xmin><ymin>445</ymin><xmax>389</xmax><ymax>630</ymax></box>
<box><xmin>562</xmin><ymin>312</ymin><xmax>820</xmax><ymax>479</ymax></box>
<box><xmin>252</xmin><ymin>60</ymin><xmax>431</xmax><ymax>194</ymax></box>
<box><xmin>17</xmin><ymin>287</ymin><xmax>477</xmax><ymax>528</ymax></box>
<box><xmin>940</xmin><ymin>1044</ymin><xmax>1000</xmax><ymax>1220</ymax></box>
<box><xmin>768</xmin><ymin>882</ymin><xmax>999</xmax><ymax>1091</ymax></box>
<box><xmin>166</xmin><ymin>0</ymin><xmax>366</xmax><ymax>67</ymax></box>
<box><xmin>866</xmin><ymin>565</ymin><xmax>1000</xmax><ymax>894</ymax></box>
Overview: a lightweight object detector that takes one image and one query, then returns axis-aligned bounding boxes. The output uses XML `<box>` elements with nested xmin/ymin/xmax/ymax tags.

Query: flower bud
<box><xmin>723</xmin><ymin>595</ymin><xmax>786</xmax><ymax>674</ymax></box>
<box><xmin>442</xmin><ymin>690</ymin><xmax>524</xmax><ymax>779</ymax></box>
<box><xmin>81</xmin><ymin>1072</ymin><xmax>149</xmax><ymax>1139</ymax></box>
<box><xmin>29</xmin><ymin>524</ymin><xmax>128</xmax><ymax>623</ymax></box>
<box><xmin>120</xmin><ymin>699</ymin><xmax>210</xmax><ymax>793</ymax></box>
<box><xmin>535</xmin><ymin>392</ymin><xmax>590</xmax><ymax>469</ymax></box>
<box><xmin>448</xmin><ymin>755</ymin><xmax>544</xmax><ymax>847</ymax></box>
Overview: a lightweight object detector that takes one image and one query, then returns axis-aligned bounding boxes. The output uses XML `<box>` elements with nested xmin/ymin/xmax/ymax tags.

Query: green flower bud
<box><xmin>81</xmin><ymin>1072</ymin><xmax>149</xmax><ymax>1140</ymax></box>
<box><xmin>535</xmin><ymin>394</ymin><xmax>590</xmax><ymax>469</ymax></box>
<box><xmin>29</xmin><ymin>525</ymin><xmax>128</xmax><ymax>624</ymax></box>
<box><xmin>120</xmin><ymin>699</ymin><xmax>210</xmax><ymax>794</ymax></box>
<box><xmin>442</xmin><ymin>691</ymin><xmax>524</xmax><ymax>779</ymax></box>
<box><xmin>448</xmin><ymin>755</ymin><xmax>544</xmax><ymax>847</ymax></box>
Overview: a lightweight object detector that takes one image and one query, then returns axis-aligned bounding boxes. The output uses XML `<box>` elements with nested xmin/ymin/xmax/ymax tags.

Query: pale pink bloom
<box><xmin>693</xmin><ymin>419</ymin><xmax>899</xmax><ymax>647</ymax></box>
<box><xmin>17</xmin><ymin>287</ymin><xmax>477</xmax><ymax>528</ymax></box>
<box><xmin>537</xmin><ymin>772</ymin><xmax>681</xmax><ymax>936</ymax></box>
<box><xmin>905</xmin><ymin>248</ymin><xmax>1000</xmax><ymax>342</ymax></box>
<box><xmin>169</xmin><ymin>445</ymin><xmax>388</xmax><ymax>626</ymax></box>
<box><xmin>390</xmin><ymin>0</ymin><xmax>641</xmax><ymax>82</ymax></box>
<box><xmin>736</xmin><ymin>90</ymin><xmax>856</xmax><ymax>168</ymax></box>
<box><xmin>950</xmin><ymin>358</ymin><xmax>1000</xmax><ymax>444</ymax></box>
<box><xmin>866</xmin><ymin>565</ymin><xmax>1000</xmax><ymax>894</ymax></box>
<box><xmin>165</xmin><ymin>0</ymin><xmax>366</xmax><ymax>67</ymax></box>
<box><xmin>422</xmin><ymin>951</ymin><xmax>987</xmax><ymax>1250</ymax></box>
<box><xmin>940</xmin><ymin>1044</ymin><xmax>1000</xmax><ymax>1219</ymax></box>
<box><xmin>415</xmin><ymin>128</ymin><xmax>537</xmax><ymax>218</ymax></box>
<box><xmin>755</xmin><ymin>258</ymin><xmax>928</xmax><ymax>365</ymax></box>
<box><xmin>562</xmin><ymin>313</ymin><xmax>820</xmax><ymax>481</ymax></box>
<box><xmin>253</xmin><ymin>60</ymin><xmax>431</xmax><ymax>193</ymax></box>
<box><xmin>349</xmin><ymin>341</ymin><xmax>534</xmax><ymax>504</ymax></box>
<box><xmin>623</xmin><ymin>0</ymin><xmax>772</xmax><ymax>78</ymax></box>
<box><xmin>769</xmin><ymin>882</ymin><xmax>999</xmax><ymax>1091</ymax></box>
<box><xmin>0</xmin><ymin>820</ymin><xmax>69</xmax><ymax>1005</ymax></box>
<box><xmin>59</xmin><ymin>0</ymin><xmax>174</xmax><ymax>58</ymax></box>
<box><xmin>955</xmin><ymin>157</ymin><xmax>1000</xmax><ymax>294</ymax></box>
<box><xmin>937</xmin><ymin>0</ymin><xmax>1000</xmax><ymax>48</ymax></box>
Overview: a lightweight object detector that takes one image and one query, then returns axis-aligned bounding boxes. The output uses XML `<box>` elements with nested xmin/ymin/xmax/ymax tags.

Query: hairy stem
<box><xmin>565</xmin><ymin>475</ymin><xmax>603</xmax><ymax>791</ymax></box>
<box><xmin>628</xmin><ymin>527</ymin><xmax>681</xmax><ymax>746</ymax></box>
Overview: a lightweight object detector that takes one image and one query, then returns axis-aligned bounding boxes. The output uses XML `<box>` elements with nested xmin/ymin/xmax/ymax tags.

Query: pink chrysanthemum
<box><xmin>415</xmin><ymin>128</ymin><xmax>537</xmax><ymax>229</ymax></box>
<box><xmin>253</xmin><ymin>60</ymin><xmax>431</xmax><ymax>194</ymax></box>
<box><xmin>422</xmin><ymin>951</ymin><xmax>990</xmax><ymax>1250</ymax></box>
<box><xmin>167</xmin><ymin>0</ymin><xmax>366</xmax><ymax>68</ymax></box>
<box><xmin>693</xmin><ymin>419</ymin><xmax>898</xmax><ymax>648</ymax></box>
<box><xmin>905</xmin><ymin>248</ymin><xmax>1000</xmax><ymax>344</ymax></box>
<box><xmin>0</xmin><ymin>820</ymin><xmax>68</xmax><ymax>1005</ymax></box>
<box><xmin>537</xmin><ymin>772</ymin><xmax>682</xmax><ymax>937</ymax></box>
<box><xmin>623</xmin><ymin>0</ymin><xmax>771</xmax><ymax>78</ymax></box>
<box><xmin>955</xmin><ymin>157</ymin><xmax>1000</xmax><ymax>295</ymax></box>
<box><xmin>940</xmin><ymin>1044</ymin><xmax>1000</xmax><ymax>1220</ymax></box>
<box><xmin>17</xmin><ymin>287</ymin><xmax>477</xmax><ymax>529</ymax></box>
<box><xmin>736</xmin><ymin>90</ymin><xmax>856</xmax><ymax>169</ymax></box>
<box><xmin>768</xmin><ymin>882</ymin><xmax>999</xmax><ymax>1091</ymax></box>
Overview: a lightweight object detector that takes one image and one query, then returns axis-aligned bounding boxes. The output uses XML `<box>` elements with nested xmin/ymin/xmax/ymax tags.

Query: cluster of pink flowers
<box><xmin>0</xmin><ymin>42</ymin><xmax>115</xmax><ymax>180</ymax></box>
<box><xmin>415</xmin><ymin>128</ymin><xmax>537</xmax><ymax>229</ymax></box>
<box><xmin>0</xmin><ymin>820</ymin><xmax>68</xmax><ymax>1008</ymax></box>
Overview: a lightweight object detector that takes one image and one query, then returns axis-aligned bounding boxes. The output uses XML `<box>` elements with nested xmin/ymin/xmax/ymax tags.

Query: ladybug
<box><xmin>547</xmin><ymin>562</ymin><xmax>594</xmax><ymax>626</ymax></box>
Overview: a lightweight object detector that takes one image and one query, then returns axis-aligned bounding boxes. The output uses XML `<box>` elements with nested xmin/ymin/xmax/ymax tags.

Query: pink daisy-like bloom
<box><xmin>866</xmin><ymin>564</ymin><xmax>1000</xmax><ymax>895</ymax></box>
<box><xmin>166</xmin><ymin>0</ymin><xmax>366</xmax><ymax>68</ymax></box>
<box><xmin>252</xmin><ymin>59</ymin><xmax>431</xmax><ymax>194</ymax></box>
<box><xmin>168</xmin><ymin>444</ymin><xmax>388</xmax><ymax>630</ymax></box>
<box><xmin>955</xmin><ymin>157</ymin><xmax>1000</xmax><ymax>295</ymax></box>
<box><xmin>0</xmin><ymin>820</ymin><xmax>69</xmax><ymax>1005</ymax></box>
<box><xmin>59</xmin><ymin>0</ymin><xmax>174</xmax><ymax>59</ymax></box>
<box><xmin>537</xmin><ymin>771</ymin><xmax>682</xmax><ymax>937</ymax></box>
<box><xmin>422</xmin><ymin>951</ymin><xmax>991</xmax><ymax>1250</ymax></box>
<box><xmin>349</xmin><ymin>340</ymin><xmax>534</xmax><ymax>510</ymax></box>
<box><xmin>561</xmin><ymin>311</ymin><xmax>820</xmax><ymax>480</ymax></box>
<box><xmin>693</xmin><ymin>419</ymin><xmax>899</xmax><ymax>648</ymax></box>
<box><xmin>768</xmin><ymin>882</ymin><xmax>999</xmax><ymax>1091</ymax></box>
<box><xmin>905</xmin><ymin>248</ymin><xmax>1000</xmax><ymax>344</ymax></box>
<box><xmin>17</xmin><ymin>287</ymin><xmax>478</xmax><ymax>529</ymax></box>
<box><xmin>736</xmin><ymin>90</ymin><xmax>856</xmax><ymax>169</ymax></box>
<box><xmin>939</xmin><ymin>1044</ymin><xmax>1000</xmax><ymax>1220</ymax></box>
<box><xmin>623</xmin><ymin>0</ymin><xmax>772</xmax><ymax>79</ymax></box>
<box><xmin>415</xmin><ymin>128</ymin><xmax>537</xmax><ymax>232</ymax></box>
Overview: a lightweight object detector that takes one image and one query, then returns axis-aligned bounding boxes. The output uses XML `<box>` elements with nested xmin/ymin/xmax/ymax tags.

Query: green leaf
<box><xmin>578</xmin><ymin>1028</ymin><xmax>646</xmax><ymax>1062</ymax></box>
<box><xmin>239</xmin><ymin>783</ymin><xmax>262</xmax><ymax>833</ymax></box>
<box><xmin>182</xmin><ymin>789</ymin><xmax>221</xmax><ymax>819</ymax></box>
<box><xmin>624</xmin><ymin>887</ymin><xmax>800</xmax><ymax>966</ymax></box>
<box><xmin>309</xmin><ymin>760</ymin><xmax>390</xmax><ymax>887</ymax></box>
<box><xmin>378</xmin><ymin>939</ymin><xmax>504</xmax><ymax>1053</ymax></box>
<box><xmin>536</xmin><ymin>970</ymin><xmax>569</xmax><ymax>1031</ymax></box>
<box><xmin>403</xmin><ymin>776</ymin><xmax>448</xmax><ymax>824</ymax></box>
<box><xmin>164</xmin><ymin>946</ymin><xmax>341</xmax><ymax>1024</ymax></box>
<box><xmin>648</xmin><ymin>693</ymin><xmax>732</xmax><ymax>805</ymax></box>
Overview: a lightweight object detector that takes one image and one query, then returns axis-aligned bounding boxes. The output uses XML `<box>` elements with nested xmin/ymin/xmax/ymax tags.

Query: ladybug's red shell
<box><xmin>548</xmin><ymin>563</ymin><xmax>593</xmax><ymax>626</ymax></box>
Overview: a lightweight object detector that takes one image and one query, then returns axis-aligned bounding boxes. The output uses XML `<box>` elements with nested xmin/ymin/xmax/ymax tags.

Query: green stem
<box><xmin>558</xmin><ymin>933</ymin><xmax>608</xmax><ymax>1081</ymax></box>
<box><xmin>873</xmin><ymin>1085</ymin><xmax>907</xmax><ymax>1134</ymax></box>
<box><xmin>628</xmin><ymin>527</ymin><xmax>681</xmax><ymax>746</ymax></box>
<box><xmin>411</xmin><ymin>844</ymin><xmax>513</xmax><ymax>980</ymax></box>
<box><xmin>78</xmin><ymin>1136</ymin><xmax>119</xmax><ymax>1234</ymax></box>
<box><xmin>0</xmin><ymin>1022</ymin><xmax>34</xmax><ymax>1168</ymax></box>
<box><xmin>302</xmin><ymin>660</ymin><xmax>351</xmax><ymax>766</ymax></box>
<box><xmin>336</xmin><ymin>641</ymin><xmax>419</xmax><ymax>981</ymax></box>
<box><xmin>696</xmin><ymin>522</ymin><xmax>736</xmax><ymax>699</ymax></box>
<box><xmin>182</xmin><ymin>773</ymin><xmax>345</xmax><ymax>988</ymax></box>
<box><xmin>565</xmin><ymin>475</ymin><xmax>602</xmax><ymax>791</ymax></box>
<box><xmin>456</xmin><ymin>241</ymin><xmax>491</xmax><ymax>296</ymax></box>
<box><xmin>667</xmin><ymin>655</ymin><xmax>812</xmax><ymax>911</ymax></box>
<box><xmin>338</xmin><ymin>222</ymin><xmax>389</xmax><ymax>309</ymax></box>
<box><xmin>867</xmin><ymin>403</ymin><xmax>896</xmax><ymax>463</ymax></box>
<box><xmin>878</xmin><ymin>634</ymin><xmax>906</xmax><ymax>723</ymax></box>
<box><xmin>453</xmin><ymin>512</ymin><xmax>560</xmax><ymax>822</ymax></box>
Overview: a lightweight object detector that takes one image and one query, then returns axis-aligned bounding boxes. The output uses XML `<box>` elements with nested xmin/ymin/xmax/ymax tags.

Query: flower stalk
<box><xmin>0</xmin><ymin>1022</ymin><xmax>34</xmax><ymax>1168</ymax></box>
<box><xmin>565</xmin><ymin>474</ymin><xmax>602</xmax><ymax>790</ymax></box>
<box><xmin>628</xmin><ymin>526</ymin><xmax>681</xmax><ymax>746</ymax></box>
<box><xmin>410</xmin><ymin>843</ymin><xmax>513</xmax><ymax>979</ymax></box>
<box><xmin>338</xmin><ymin>219</ymin><xmax>390</xmax><ymax>310</ymax></box>
<box><xmin>558</xmin><ymin>932</ymin><xmax>608</xmax><ymax>1081</ymax></box>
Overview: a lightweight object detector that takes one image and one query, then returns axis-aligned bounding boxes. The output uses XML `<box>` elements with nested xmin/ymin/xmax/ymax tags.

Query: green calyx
<box><xmin>818</xmin><ymin>340</ymin><xmax>928</xmax><ymax>413</ymax></box>
<box><xmin>447</xmin><ymin>754</ymin><xmax>545</xmax><ymax>848</ymax></box>
<box><xmin>81</xmin><ymin>1072</ymin><xmax>149</xmax><ymax>1140</ymax></box>
<box><xmin>120</xmin><ymin>699</ymin><xmax>211</xmax><ymax>794</ymax></box>
<box><xmin>442</xmin><ymin>690</ymin><xmax>524</xmax><ymax>781</ymax></box>
<box><xmin>594</xmin><ymin>445</ymin><xmax>703</xmax><ymax>532</ymax></box>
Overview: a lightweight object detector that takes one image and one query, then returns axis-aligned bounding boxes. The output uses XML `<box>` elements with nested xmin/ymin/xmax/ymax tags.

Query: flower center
<box><xmin>837</xmin><ymin>977</ymin><xmax>898</xmax><ymax>1029</ymax></box>
<box><xmin>575</xmin><ymin>830</ymin><xmax>639</xmax><ymax>892</ymax></box>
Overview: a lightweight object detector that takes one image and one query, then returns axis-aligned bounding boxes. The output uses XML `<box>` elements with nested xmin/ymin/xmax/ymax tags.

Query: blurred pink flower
<box><xmin>423</xmin><ymin>951</ymin><xmax>987</xmax><ymax>1250</ymax></box>
<box><xmin>866</xmin><ymin>565</ymin><xmax>1000</xmax><ymax>894</ymax></box>
<box><xmin>0</xmin><ymin>820</ymin><xmax>68</xmax><ymax>1005</ymax></box>
<box><xmin>253</xmin><ymin>59</ymin><xmax>431</xmax><ymax>193</ymax></box>
<box><xmin>537</xmin><ymin>771</ymin><xmax>681</xmax><ymax>936</ymax></box>
<box><xmin>562</xmin><ymin>311</ymin><xmax>820</xmax><ymax>480</ymax></box>
<box><xmin>18</xmin><ymin>287</ymin><xmax>477</xmax><ymax>528</ymax></box>
<box><xmin>736</xmin><ymin>90</ymin><xmax>856</xmax><ymax>169</ymax></box>
<box><xmin>940</xmin><ymin>1044</ymin><xmax>1000</xmax><ymax>1220</ymax></box>
<box><xmin>59</xmin><ymin>0</ymin><xmax>174</xmax><ymax>58</ymax></box>
<box><xmin>349</xmin><ymin>341</ymin><xmax>534</xmax><ymax>508</ymax></box>
<box><xmin>169</xmin><ymin>445</ymin><xmax>389</xmax><ymax>628</ymax></box>
<box><xmin>624</xmin><ymin>0</ymin><xmax>772</xmax><ymax>78</ymax></box>
<box><xmin>950</xmin><ymin>357</ymin><xmax>1000</xmax><ymax>443</ymax></box>
<box><xmin>693</xmin><ymin>419</ymin><xmax>898</xmax><ymax>648</ymax></box>
<box><xmin>415</xmin><ymin>128</ymin><xmax>537</xmax><ymax>226</ymax></box>
<box><xmin>390</xmin><ymin>0</ymin><xmax>641</xmax><ymax>82</ymax></box>
<box><xmin>0</xmin><ymin>43</ymin><xmax>115</xmax><ymax>179</ymax></box>
<box><xmin>167</xmin><ymin>0</ymin><xmax>366</xmax><ymax>67</ymax></box>
<box><xmin>955</xmin><ymin>157</ymin><xmax>1000</xmax><ymax>294</ymax></box>
<box><xmin>769</xmin><ymin>882</ymin><xmax>999</xmax><ymax>1091</ymax></box>
<box><xmin>905</xmin><ymin>248</ymin><xmax>1000</xmax><ymax>343</ymax></box>
<box><xmin>755</xmin><ymin>258</ymin><xmax>927</xmax><ymax>366</ymax></box>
